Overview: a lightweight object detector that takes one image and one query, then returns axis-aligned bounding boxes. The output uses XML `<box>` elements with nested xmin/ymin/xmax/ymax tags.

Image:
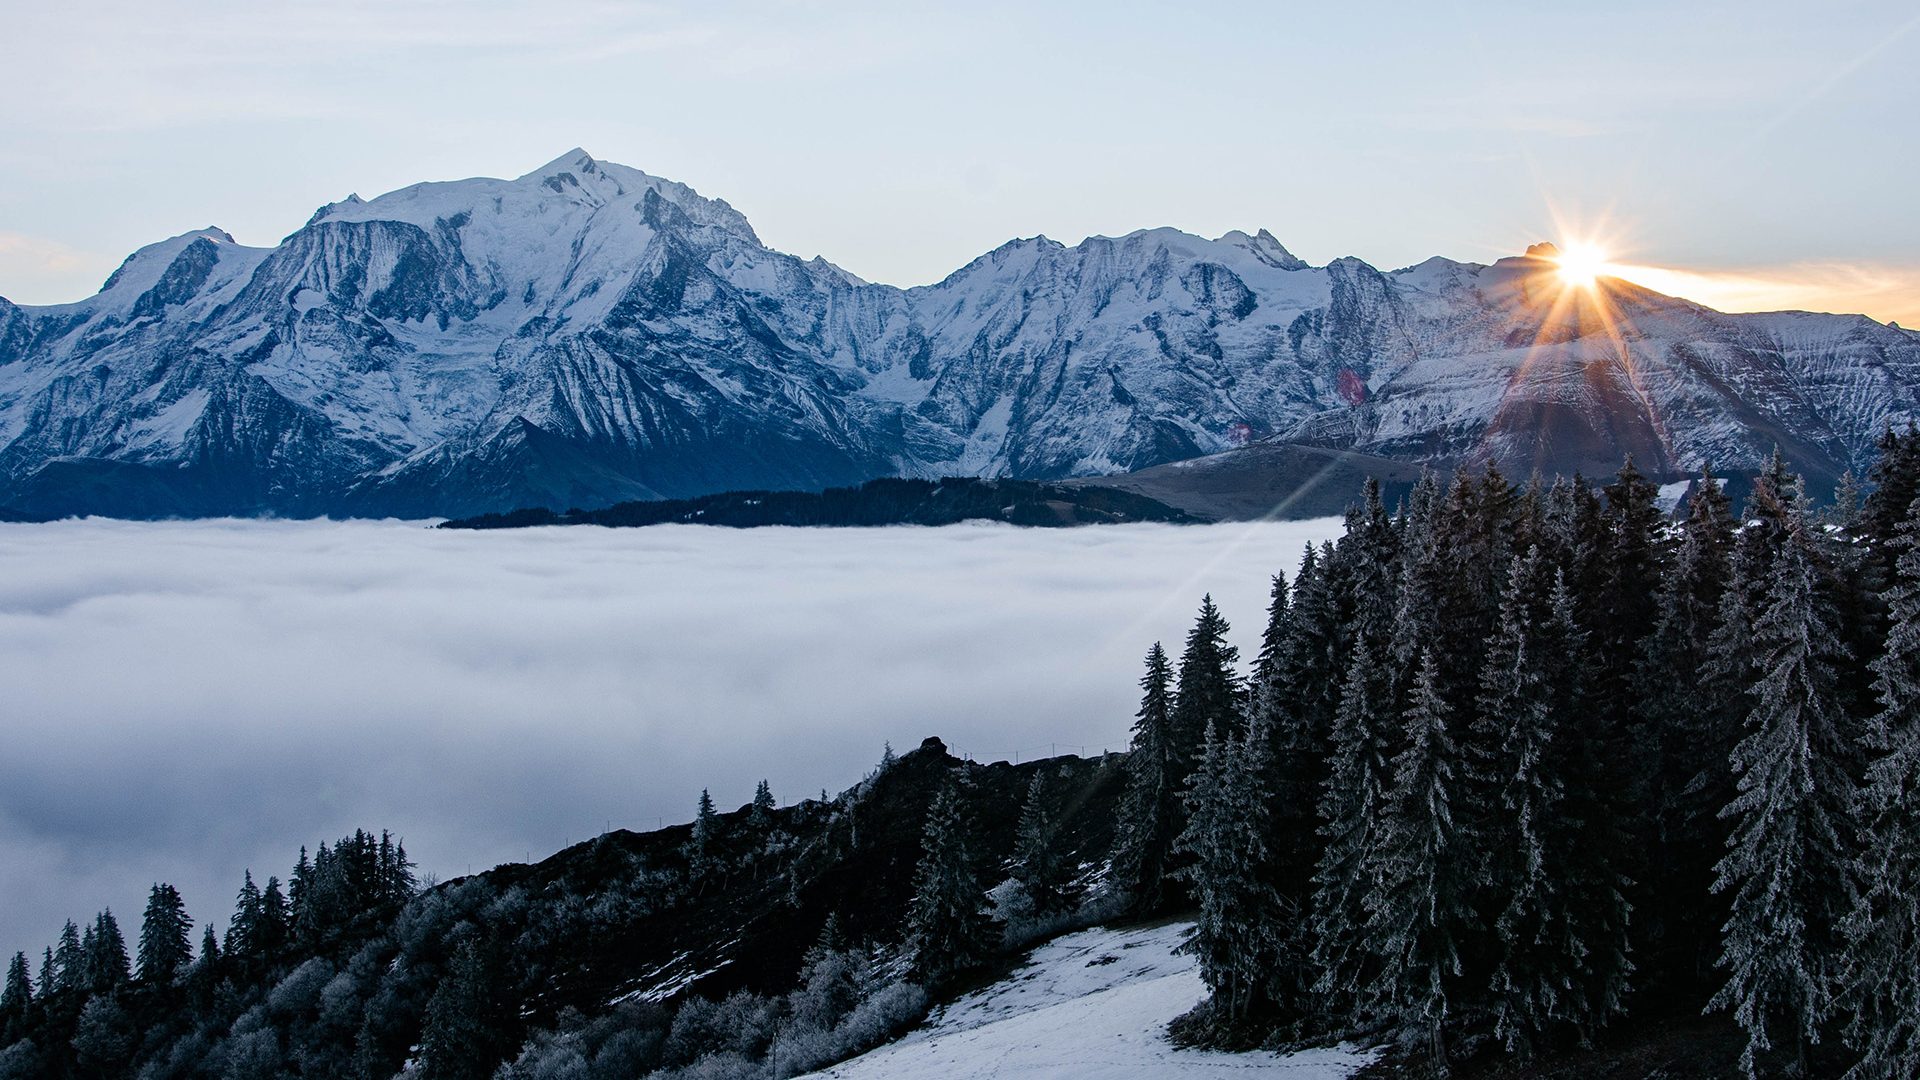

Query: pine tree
<box><xmin>1013</xmin><ymin>772</ymin><xmax>1075</xmax><ymax>915</ymax></box>
<box><xmin>83</xmin><ymin>910</ymin><xmax>129</xmax><ymax>994</ymax></box>
<box><xmin>1262</xmin><ymin>552</ymin><xmax>1343</xmax><ymax>899</ymax></box>
<box><xmin>289</xmin><ymin>846</ymin><xmax>314</xmax><ymax>946</ymax></box>
<box><xmin>1169</xmin><ymin>595</ymin><xmax>1244</xmax><ymax>780</ymax></box>
<box><xmin>1473</xmin><ymin>556</ymin><xmax>1631</xmax><ymax>1055</ymax></box>
<box><xmin>687</xmin><ymin>789</ymin><xmax>720</xmax><ymax>883</ymax></box>
<box><xmin>1365</xmin><ymin>650</ymin><xmax>1474</xmax><ymax>1071</ymax></box>
<box><xmin>1175</xmin><ymin>714</ymin><xmax>1291</xmax><ymax>1034</ymax></box>
<box><xmin>1111</xmin><ymin>642</ymin><xmax>1182</xmax><ymax>915</ymax></box>
<box><xmin>228</xmin><ymin>870</ymin><xmax>263</xmax><ymax>958</ymax></box>
<box><xmin>137</xmin><ymin>883</ymin><xmax>193</xmax><ymax>985</ymax></box>
<box><xmin>750</xmin><ymin>779</ymin><xmax>777</xmax><ymax>831</ymax></box>
<box><xmin>1843</xmin><ymin>496</ymin><xmax>1920</xmax><ymax>1079</ymax></box>
<box><xmin>1311</xmin><ymin>645</ymin><xmax>1393</xmax><ymax>1025</ymax></box>
<box><xmin>419</xmin><ymin>940</ymin><xmax>505</xmax><ymax>1080</ymax></box>
<box><xmin>1863</xmin><ymin>424</ymin><xmax>1920</xmax><ymax>558</ymax></box>
<box><xmin>1712</xmin><ymin>528</ymin><xmax>1860</xmax><ymax>1078</ymax></box>
<box><xmin>1</xmin><ymin>952</ymin><xmax>30</xmax><ymax>1021</ymax></box>
<box><xmin>903</xmin><ymin>773</ymin><xmax>995</xmax><ymax>988</ymax></box>
<box><xmin>257</xmin><ymin>875</ymin><xmax>290</xmax><ymax>961</ymax></box>
<box><xmin>52</xmin><ymin>920</ymin><xmax>82</xmax><ymax>994</ymax></box>
<box><xmin>1632</xmin><ymin>469</ymin><xmax>1736</xmax><ymax>993</ymax></box>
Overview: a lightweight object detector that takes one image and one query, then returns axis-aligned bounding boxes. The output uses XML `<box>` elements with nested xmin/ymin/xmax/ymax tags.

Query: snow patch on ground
<box><xmin>802</xmin><ymin>922</ymin><xmax>1372</xmax><ymax>1079</ymax></box>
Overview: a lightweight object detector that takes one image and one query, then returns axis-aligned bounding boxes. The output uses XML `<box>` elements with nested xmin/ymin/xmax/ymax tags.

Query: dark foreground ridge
<box><xmin>438</xmin><ymin>476</ymin><xmax>1199</xmax><ymax>529</ymax></box>
<box><xmin>0</xmin><ymin>738</ymin><xmax>1131</xmax><ymax>1080</ymax></box>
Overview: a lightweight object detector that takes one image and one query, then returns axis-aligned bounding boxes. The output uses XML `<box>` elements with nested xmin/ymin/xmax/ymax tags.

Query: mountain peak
<box><xmin>98</xmin><ymin>227</ymin><xmax>236</xmax><ymax>295</ymax></box>
<box><xmin>1218</xmin><ymin>228</ymin><xmax>1309</xmax><ymax>270</ymax></box>
<box><xmin>523</xmin><ymin>147</ymin><xmax>599</xmax><ymax>181</ymax></box>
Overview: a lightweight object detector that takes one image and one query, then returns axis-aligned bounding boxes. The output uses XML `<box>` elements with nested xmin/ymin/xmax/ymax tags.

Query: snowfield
<box><xmin>801</xmin><ymin>922</ymin><xmax>1372</xmax><ymax>1079</ymax></box>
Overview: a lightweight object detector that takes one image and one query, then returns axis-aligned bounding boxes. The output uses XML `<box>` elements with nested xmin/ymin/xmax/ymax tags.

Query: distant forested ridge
<box><xmin>437</xmin><ymin>477</ymin><xmax>1197</xmax><ymax>530</ymax></box>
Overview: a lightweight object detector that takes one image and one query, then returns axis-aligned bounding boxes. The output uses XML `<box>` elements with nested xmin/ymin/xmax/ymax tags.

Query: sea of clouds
<box><xmin>0</xmin><ymin>516</ymin><xmax>1342</xmax><ymax>962</ymax></box>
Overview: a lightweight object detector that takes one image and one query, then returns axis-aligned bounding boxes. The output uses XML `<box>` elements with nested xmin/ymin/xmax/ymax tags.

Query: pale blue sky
<box><xmin>2</xmin><ymin>0</ymin><xmax>1917</xmax><ymax>320</ymax></box>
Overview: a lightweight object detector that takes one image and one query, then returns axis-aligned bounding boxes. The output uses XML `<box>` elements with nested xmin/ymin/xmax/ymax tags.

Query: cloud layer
<box><xmin>0</xmin><ymin>517</ymin><xmax>1340</xmax><ymax>962</ymax></box>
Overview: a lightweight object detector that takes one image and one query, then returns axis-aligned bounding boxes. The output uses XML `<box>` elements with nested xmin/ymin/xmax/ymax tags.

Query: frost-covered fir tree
<box><xmin>750</xmin><ymin>779</ymin><xmax>777</xmax><ymax>831</ymax></box>
<box><xmin>1174</xmin><ymin>715</ymin><xmax>1290</xmax><ymax>1033</ymax></box>
<box><xmin>1013</xmin><ymin>772</ymin><xmax>1075</xmax><ymax>915</ymax></box>
<box><xmin>1633</xmin><ymin>469</ymin><xmax>1735</xmax><ymax>992</ymax></box>
<box><xmin>420</xmin><ymin>940</ymin><xmax>504</xmax><ymax>1080</ymax></box>
<box><xmin>1111</xmin><ymin>642</ymin><xmax>1182</xmax><ymax>915</ymax></box>
<box><xmin>1712</xmin><ymin>525</ymin><xmax>1860</xmax><ymax>1078</ymax></box>
<box><xmin>1169</xmin><ymin>595</ymin><xmax>1244</xmax><ymax>786</ymax></box>
<box><xmin>1473</xmin><ymin>555</ymin><xmax>1631</xmax><ymax>1056</ymax></box>
<box><xmin>137</xmin><ymin>882</ymin><xmax>193</xmax><ymax>985</ymax></box>
<box><xmin>1365</xmin><ymin>650</ymin><xmax>1474</xmax><ymax>1070</ymax></box>
<box><xmin>1311</xmin><ymin>646</ymin><xmax>1393</xmax><ymax>1026</ymax></box>
<box><xmin>903</xmin><ymin>774</ymin><xmax>995</xmax><ymax>988</ymax></box>
<box><xmin>1844</xmin><ymin>496</ymin><xmax>1920</xmax><ymax>1079</ymax></box>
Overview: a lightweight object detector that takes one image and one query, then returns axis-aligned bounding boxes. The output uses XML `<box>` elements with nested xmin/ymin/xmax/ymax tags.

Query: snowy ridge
<box><xmin>0</xmin><ymin>149</ymin><xmax>1916</xmax><ymax>518</ymax></box>
<box><xmin>801</xmin><ymin>922</ymin><xmax>1371</xmax><ymax>1079</ymax></box>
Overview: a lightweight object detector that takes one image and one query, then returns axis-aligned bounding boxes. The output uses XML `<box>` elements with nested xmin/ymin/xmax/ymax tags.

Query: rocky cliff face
<box><xmin>1</xmin><ymin>150</ymin><xmax>1914</xmax><ymax>518</ymax></box>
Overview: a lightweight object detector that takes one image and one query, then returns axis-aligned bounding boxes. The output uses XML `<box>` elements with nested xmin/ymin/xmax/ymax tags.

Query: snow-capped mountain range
<box><xmin>2</xmin><ymin>149</ymin><xmax>1915</xmax><ymax>519</ymax></box>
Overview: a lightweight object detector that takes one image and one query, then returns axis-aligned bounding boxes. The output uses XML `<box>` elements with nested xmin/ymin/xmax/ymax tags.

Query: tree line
<box><xmin>1105</xmin><ymin>431</ymin><xmax>1920</xmax><ymax>1078</ymax></box>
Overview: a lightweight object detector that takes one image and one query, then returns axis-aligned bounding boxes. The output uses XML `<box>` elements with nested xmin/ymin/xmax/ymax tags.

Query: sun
<box><xmin>1553</xmin><ymin>242</ymin><xmax>1612</xmax><ymax>288</ymax></box>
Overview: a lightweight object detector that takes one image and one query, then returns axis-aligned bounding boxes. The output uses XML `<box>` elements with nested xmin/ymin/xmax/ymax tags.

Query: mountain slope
<box><xmin>800</xmin><ymin>923</ymin><xmax>1372</xmax><ymax>1079</ymax></box>
<box><xmin>1</xmin><ymin>151</ymin><xmax>1915</xmax><ymax>519</ymax></box>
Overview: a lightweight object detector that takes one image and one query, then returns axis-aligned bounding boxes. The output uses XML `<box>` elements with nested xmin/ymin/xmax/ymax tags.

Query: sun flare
<box><xmin>1553</xmin><ymin>242</ymin><xmax>1612</xmax><ymax>288</ymax></box>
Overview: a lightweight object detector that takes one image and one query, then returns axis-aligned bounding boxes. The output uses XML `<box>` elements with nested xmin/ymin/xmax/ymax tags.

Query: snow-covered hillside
<box><xmin>801</xmin><ymin>923</ymin><xmax>1371</xmax><ymax>1079</ymax></box>
<box><xmin>2</xmin><ymin>149</ymin><xmax>1916</xmax><ymax>519</ymax></box>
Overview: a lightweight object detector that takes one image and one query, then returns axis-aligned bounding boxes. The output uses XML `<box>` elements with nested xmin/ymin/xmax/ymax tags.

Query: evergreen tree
<box><xmin>1261</xmin><ymin>552</ymin><xmax>1343</xmax><ymax>902</ymax></box>
<box><xmin>52</xmin><ymin>920</ymin><xmax>82</xmax><ymax>994</ymax></box>
<box><xmin>1843</xmin><ymin>496</ymin><xmax>1920</xmax><ymax>1079</ymax></box>
<box><xmin>1473</xmin><ymin>555</ymin><xmax>1631</xmax><ymax>1055</ymax></box>
<box><xmin>1169</xmin><ymin>595</ymin><xmax>1244</xmax><ymax>779</ymax></box>
<box><xmin>903</xmin><ymin>773</ymin><xmax>995</xmax><ymax>988</ymax></box>
<box><xmin>750</xmin><ymin>780</ymin><xmax>777</xmax><ymax>831</ymax></box>
<box><xmin>70</xmin><ymin>994</ymin><xmax>135</xmax><ymax>1077</ymax></box>
<box><xmin>289</xmin><ymin>846</ymin><xmax>314</xmax><ymax>946</ymax></box>
<box><xmin>1711</xmin><ymin>528</ymin><xmax>1860</xmax><ymax>1078</ymax></box>
<box><xmin>136</xmin><ymin>883</ymin><xmax>193</xmax><ymax>985</ymax></box>
<box><xmin>1632</xmin><ymin>469</ymin><xmax>1736</xmax><ymax>993</ymax></box>
<box><xmin>419</xmin><ymin>940</ymin><xmax>506</xmax><ymax>1080</ymax></box>
<box><xmin>197</xmin><ymin>926</ymin><xmax>220</xmax><ymax>977</ymax></box>
<box><xmin>256</xmin><ymin>875</ymin><xmax>289</xmax><ymax>961</ymax></box>
<box><xmin>1</xmin><ymin>952</ymin><xmax>29</xmax><ymax>1021</ymax></box>
<box><xmin>1012</xmin><ymin>772</ymin><xmax>1075</xmax><ymax>915</ymax></box>
<box><xmin>1111</xmin><ymin>642</ymin><xmax>1182</xmax><ymax>915</ymax></box>
<box><xmin>1311</xmin><ymin>645</ymin><xmax>1393</xmax><ymax>1025</ymax></box>
<box><xmin>687</xmin><ymin>789</ymin><xmax>720</xmax><ymax>883</ymax></box>
<box><xmin>227</xmin><ymin>870</ymin><xmax>263</xmax><ymax>958</ymax></box>
<box><xmin>1365</xmin><ymin>650</ymin><xmax>1474</xmax><ymax>1071</ymax></box>
<box><xmin>381</xmin><ymin>832</ymin><xmax>418</xmax><ymax>907</ymax></box>
<box><xmin>1863</xmin><ymin>424</ymin><xmax>1920</xmax><ymax>557</ymax></box>
<box><xmin>1175</xmin><ymin>714</ymin><xmax>1291</xmax><ymax>1033</ymax></box>
<box><xmin>83</xmin><ymin>910</ymin><xmax>129</xmax><ymax>994</ymax></box>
